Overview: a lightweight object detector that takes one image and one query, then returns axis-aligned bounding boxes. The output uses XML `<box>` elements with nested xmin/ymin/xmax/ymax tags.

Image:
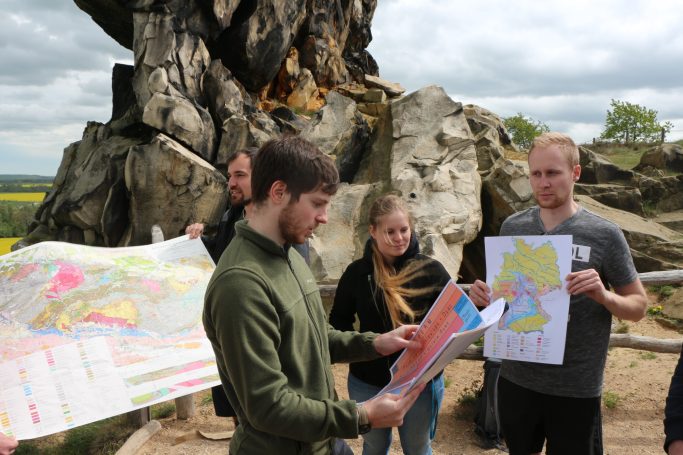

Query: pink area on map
<box><xmin>10</xmin><ymin>264</ymin><xmax>39</xmax><ymax>283</ymax></box>
<box><xmin>176</xmin><ymin>360</ymin><xmax>208</xmax><ymax>374</ymax></box>
<box><xmin>46</xmin><ymin>262</ymin><xmax>84</xmax><ymax>298</ymax></box>
<box><xmin>80</xmin><ymin>312</ymin><xmax>136</xmax><ymax>329</ymax></box>
<box><xmin>141</xmin><ymin>279</ymin><xmax>161</xmax><ymax>292</ymax></box>
<box><xmin>1</xmin><ymin>334</ymin><xmax>69</xmax><ymax>362</ymax></box>
<box><xmin>176</xmin><ymin>378</ymin><xmax>206</xmax><ymax>387</ymax></box>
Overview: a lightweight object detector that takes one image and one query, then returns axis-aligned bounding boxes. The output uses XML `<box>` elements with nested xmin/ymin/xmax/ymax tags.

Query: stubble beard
<box><xmin>278</xmin><ymin>206</ymin><xmax>307</xmax><ymax>244</ymax></box>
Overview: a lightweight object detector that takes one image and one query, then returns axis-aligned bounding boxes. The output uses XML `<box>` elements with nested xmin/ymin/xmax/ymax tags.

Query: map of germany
<box><xmin>492</xmin><ymin>238</ymin><xmax>562</xmax><ymax>333</ymax></box>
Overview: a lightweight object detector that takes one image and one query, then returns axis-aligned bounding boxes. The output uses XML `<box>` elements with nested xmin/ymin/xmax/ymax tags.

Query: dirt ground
<box><xmin>136</xmin><ymin>316</ymin><xmax>680</xmax><ymax>455</ymax></box>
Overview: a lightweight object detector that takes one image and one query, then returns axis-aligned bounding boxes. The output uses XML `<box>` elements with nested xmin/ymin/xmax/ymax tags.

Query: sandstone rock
<box><xmin>298</xmin><ymin>34</ymin><xmax>349</xmax><ymax>88</ymax></box>
<box><xmin>24</xmin><ymin>122</ymin><xmax>148</xmax><ymax>248</ymax></box>
<box><xmin>357</xmin><ymin>102</ymin><xmax>387</xmax><ymax>117</ymax></box>
<box><xmin>363</xmin><ymin>88</ymin><xmax>386</xmax><ymax>103</ymax></box>
<box><xmin>364</xmin><ymin>74</ymin><xmax>405</xmax><ymax>97</ymax></box>
<box><xmin>216</xmin><ymin>113</ymin><xmax>281</xmax><ymax>171</ymax></box>
<box><xmin>336</xmin><ymin>82</ymin><xmax>368</xmax><ymax>101</ymax></box>
<box><xmin>202</xmin><ymin>60</ymin><xmax>248</xmax><ymax>126</ymax></box>
<box><xmin>142</xmin><ymin>93</ymin><xmax>216</xmax><ymax>162</ymax></box>
<box><xmin>463</xmin><ymin>104</ymin><xmax>516</xmax><ymax>175</ymax></box>
<box><xmin>574</xmin><ymin>183</ymin><xmax>645</xmax><ymax>216</ymax></box>
<box><xmin>343</xmin><ymin>0</ymin><xmax>379</xmax><ymax>81</ymax></box>
<box><xmin>636</xmin><ymin>144</ymin><xmax>683</xmax><ymax>173</ymax></box>
<box><xmin>286</xmin><ymin>68</ymin><xmax>319</xmax><ymax>111</ymax></box>
<box><xmin>124</xmin><ymin>134</ymin><xmax>227</xmax><ymax>245</ymax></box>
<box><xmin>309</xmin><ymin>183</ymin><xmax>379</xmax><ymax>282</ymax></box>
<box><xmin>579</xmin><ymin>146</ymin><xmax>636</xmax><ymax>184</ymax></box>
<box><xmin>74</xmin><ymin>0</ymin><xmax>242</xmax><ymax>50</ymax></box>
<box><xmin>355</xmin><ymin>85</ymin><xmax>481</xmax><ymax>278</ymax></box>
<box><xmin>216</xmin><ymin>0</ymin><xmax>308</xmax><ymax>92</ymax></box>
<box><xmin>110</xmin><ymin>63</ymin><xmax>141</xmax><ymax>133</ymax></box>
<box><xmin>639</xmin><ymin>175</ymin><xmax>683</xmax><ymax>212</ymax></box>
<box><xmin>576</xmin><ymin>195</ymin><xmax>683</xmax><ymax>272</ymax></box>
<box><xmin>301</xmin><ymin>91</ymin><xmax>370</xmax><ymax>183</ymax></box>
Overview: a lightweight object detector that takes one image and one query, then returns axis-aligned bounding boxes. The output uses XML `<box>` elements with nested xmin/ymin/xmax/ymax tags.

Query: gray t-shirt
<box><xmin>499</xmin><ymin>206</ymin><xmax>638</xmax><ymax>398</ymax></box>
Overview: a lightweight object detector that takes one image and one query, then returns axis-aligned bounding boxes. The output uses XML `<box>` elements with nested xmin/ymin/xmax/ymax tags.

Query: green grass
<box><xmin>15</xmin><ymin>416</ymin><xmax>133</xmax><ymax>455</ymax></box>
<box><xmin>151</xmin><ymin>401</ymin><xmax>176</xmax><ymax>419</ymax></box>
<box><xmin>603</xmin><ymin>391</ymin><xmax>621</xmax><ymax>409</ymax></box>
<box><xmin>613</xmin><ymin>321</ymin><xmax>630</xmax><ymax>334</ymax></box>
<box><xmin>602</xmin><ymin>148</ymin><xmax>647</xmax><ymax>170</ymax></box>
<box><xmin>585</xmin><ymin>142</ymin><xmax>656</xmax><ymax>171</ymax></box>
<box><xmin>640</xmin><ymin>351</ymin><xmax>657</xmax><ymax>360</ymax></box>
<box><xmin>0</xmin><ymin>237</ymin><xmax>21</xmax><ymax>255</ymax></box>
<box><xmin>649</xmin><ymin>285</ymin><xmax>676</xmax><ymax>300</ymax></box>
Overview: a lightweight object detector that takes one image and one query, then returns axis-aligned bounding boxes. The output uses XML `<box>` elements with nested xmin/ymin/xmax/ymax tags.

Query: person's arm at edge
<box><xmin>565</xmin><ymin>269</ymin><xmax>648</xmax><ymax>322</ymax></box>
<box><xmin>0</xmin><ymin>433</ymin><xmax>17</xmax><ymax>455</ymax></box>
<box><xmin>665</xmin><ymin>350</ymin><xmax>683</xmax><ymax>453</ymax></box>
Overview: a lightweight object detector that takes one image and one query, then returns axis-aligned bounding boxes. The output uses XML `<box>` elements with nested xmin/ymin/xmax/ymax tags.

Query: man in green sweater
<box><xmin>203</xmin><ymin>136</ymin><xmax>424</xmax><ymax>455</ymax></box>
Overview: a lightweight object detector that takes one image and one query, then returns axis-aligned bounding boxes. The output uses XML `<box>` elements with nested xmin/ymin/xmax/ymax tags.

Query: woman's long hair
<box><xmin>369</xmin><ymin>195</ymin><xmax>436</xmax><ymax>329</ymax></box>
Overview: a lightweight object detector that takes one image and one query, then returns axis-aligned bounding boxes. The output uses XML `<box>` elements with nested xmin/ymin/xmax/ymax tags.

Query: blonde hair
<box><xmin>368</xmin><ymin>195</ymin><xmax>435</xmax><ymax>329</ymax></box>
<box><xmin>529</xmin><ymin>132</ymin><xmax>579</xmax><ymax>168</ymax></box>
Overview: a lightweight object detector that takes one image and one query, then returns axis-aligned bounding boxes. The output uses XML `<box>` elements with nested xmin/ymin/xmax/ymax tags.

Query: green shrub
<box><xmin>151</xmin><ymin>401</ymin><xmax>176</xmax><ymax>419</ymax></box>
<box><xmin>603</xmin><ymin>391</ymin><xmax>620</xmax><ymax>409</ymax></box>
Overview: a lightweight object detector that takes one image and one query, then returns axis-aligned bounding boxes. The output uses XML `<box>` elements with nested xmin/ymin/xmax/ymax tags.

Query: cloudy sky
<box><xmin>2</xmin><ymin>0</ymin><xmax>682</xmax><ymax>176</ymax></box>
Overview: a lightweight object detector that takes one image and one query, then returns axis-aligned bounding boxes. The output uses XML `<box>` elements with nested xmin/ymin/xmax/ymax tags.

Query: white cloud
<box><xmin>369</xmin><ymin>0</ymin><xmax>683</xmax><ymax>144</ymax></box>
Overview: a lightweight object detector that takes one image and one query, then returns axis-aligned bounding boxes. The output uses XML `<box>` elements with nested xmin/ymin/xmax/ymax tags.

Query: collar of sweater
<box><xmin>234</xmin><ymin>219</ymin><xmax>291</xmax><ymax>259</ymax></box>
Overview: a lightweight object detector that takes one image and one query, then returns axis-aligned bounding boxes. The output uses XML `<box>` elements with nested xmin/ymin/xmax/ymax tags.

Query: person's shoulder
<box><xmin>339</xmin><ymin>257</ymin><xmax>369</xmax><ymax>280</ymax></box>
<box><xmin>576</xmin><ymin>207</ymin><xmax>623</xmax><ymax>233</ymax></box>
<box><xmin>505</xmin><ymin>206</ymin><xmax>537</xmax><ymax>222</ymax></box>
<box><xmin>415</xmin><ymin>254</ymin><xmax>451</xmax><ymax>279</ymax></box>
<box><xmin>501</xmin><ymin>206</ymin><xmax>537</xmax><ymax>230</ymax></box>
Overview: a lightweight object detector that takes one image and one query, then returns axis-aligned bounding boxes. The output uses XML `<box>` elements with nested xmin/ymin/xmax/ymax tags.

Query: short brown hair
<box><xmin>251</xmin><ymin>136</ymin><xmax>339</xmax><ymax>205</ymax></box>
<box><xmin>226</xmin><ymin>147</ymin><xmax>258</xmax><ymax>167</ymax></box>
<box><xmin>528</xmin><ymin>132</ymin><xmax>579</xmax><ymax>168</ymax></box>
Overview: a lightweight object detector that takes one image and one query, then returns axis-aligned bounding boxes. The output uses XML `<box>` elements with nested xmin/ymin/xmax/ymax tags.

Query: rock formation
<box><xmin>17</xmin><ymin>0</ymin><xmax>683</xmax><ymax>285</ymax></box>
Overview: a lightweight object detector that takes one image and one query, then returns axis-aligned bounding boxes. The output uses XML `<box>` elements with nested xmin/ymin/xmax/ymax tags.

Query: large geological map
<box><xmin>0</xmin><ymin>236</ymin><xmax>220</xmax><ymax>440</ymax></box>
<box><xmin>483</xmin><ymin>235</ymin><xmax>572</xmax><ymax>364</ymax></box>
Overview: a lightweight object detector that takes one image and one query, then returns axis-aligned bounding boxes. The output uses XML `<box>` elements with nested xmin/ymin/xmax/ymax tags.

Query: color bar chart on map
<box><xmin>376</xmin><ymin>280</ymin><xmax>506</xmax><ymax>397</ymax></box>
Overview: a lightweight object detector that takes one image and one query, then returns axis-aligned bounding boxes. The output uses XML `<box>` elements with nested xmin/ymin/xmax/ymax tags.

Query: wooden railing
<box><xmin>323</xmin><ymin>269</ymin><xmax>683</xmax><ymax>361</ymax></box>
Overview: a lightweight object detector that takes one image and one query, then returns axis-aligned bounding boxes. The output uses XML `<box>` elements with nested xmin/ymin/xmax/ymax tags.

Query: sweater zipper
<box><xmin>286</xmin><ymin>254</ymin><xmax>333</xmax><ymax>391</ymax></box>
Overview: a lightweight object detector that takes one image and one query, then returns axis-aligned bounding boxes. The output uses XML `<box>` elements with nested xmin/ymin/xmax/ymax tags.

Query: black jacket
<box><xmin>329</xmin><ymin>234</ymin><xmax>451</xmax><ymax>388</ymax></box>
<box><xmin>202</xmin><ymin>206</ymin><xmax>245</xmax><ymax>263</ymax></box>
<box><xmin>203</xmin><ymin>205</ymin><xmax>310</xmax><ymax>264</ymax></box>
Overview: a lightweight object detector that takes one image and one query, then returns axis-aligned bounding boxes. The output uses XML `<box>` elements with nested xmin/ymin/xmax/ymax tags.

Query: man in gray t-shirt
<box><xmin>470</xmin><ymin>132</ymin><xmax>648</xmax><ymax>455</ymax></box>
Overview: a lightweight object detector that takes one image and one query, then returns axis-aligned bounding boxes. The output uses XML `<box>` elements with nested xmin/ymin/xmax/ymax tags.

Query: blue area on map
<box><xmin>454</xmin><ymin>295</ymin><xmax>483</xmax><ymax>331</ymax></box>
<box><xmin>500</xmin><ymin>272</ymin><xmax>544</xmax><ymax>328</ymax></box>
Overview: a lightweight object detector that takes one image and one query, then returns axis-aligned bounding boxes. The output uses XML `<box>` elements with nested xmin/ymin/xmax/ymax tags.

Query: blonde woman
<box><xmin>330</xmin><ymin>194</ymin><xmax>451</xmax><ymax>455</ymax></box>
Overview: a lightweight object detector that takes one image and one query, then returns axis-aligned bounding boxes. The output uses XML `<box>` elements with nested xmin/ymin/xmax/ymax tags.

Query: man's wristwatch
<box><xmin>357</xmin><ymin>404</ymin><xmax>372</xmax><ymax>434</ymax></box>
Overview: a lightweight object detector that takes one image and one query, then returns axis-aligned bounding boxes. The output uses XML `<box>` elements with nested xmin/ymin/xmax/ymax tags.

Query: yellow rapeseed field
<box><xmin>0</xmin><ymin>238</ymin><xmax>20</xmax><ymax>255</ymax></box>
<box><xmin>0</xmin><ymin>192</ymin><xmax>45</xmax><ymax>202</ymax></box>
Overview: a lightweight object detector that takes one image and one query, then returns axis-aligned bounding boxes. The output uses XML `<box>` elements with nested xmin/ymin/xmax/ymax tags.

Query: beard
<box><xmin>278</xmin><ymin>204</ymin><xmax>310</xmax><ymax>244</ymax></box>
<box><xmin>230</xmin><ymin>191</ymin><xmax>245</xmax><ymax>206</ymax></box>
<box><xmin>534</xmin><ymin>192</ymin><xmax>571</xmax><ymax>210</ymax></box>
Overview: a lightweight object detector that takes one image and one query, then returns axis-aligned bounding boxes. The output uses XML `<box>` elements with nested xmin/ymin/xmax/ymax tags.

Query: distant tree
<box><xmin>600</xmin><ymin>99</ymin><xmax>673</xmax><ymax>144</ymax></box>
<box><xmin>503</xmin><ymin>113</ymin><xmax>550</xmax><ymax>150</ymax></box>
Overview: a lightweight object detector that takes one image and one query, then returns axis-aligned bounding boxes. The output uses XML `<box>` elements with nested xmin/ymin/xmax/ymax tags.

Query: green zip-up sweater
<box><xmin>203</xmin><ymin>220</ymin><xmax>380</xmax><ymax>454</ymax></box>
